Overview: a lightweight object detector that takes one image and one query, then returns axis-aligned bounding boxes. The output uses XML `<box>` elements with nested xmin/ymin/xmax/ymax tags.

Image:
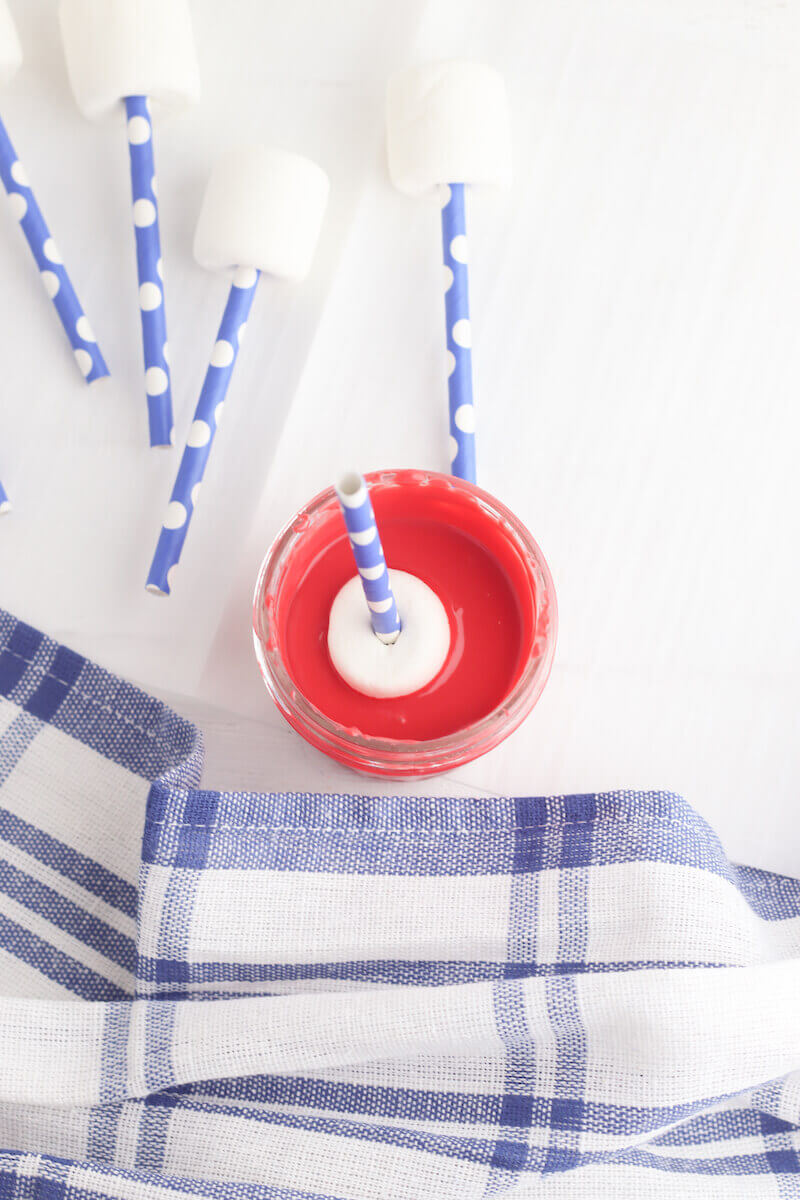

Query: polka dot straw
<box><xmin>125</xmin><ymin>96</ymin><xmax>173</xmax><ymax>446</ymax></box>
<box><xmin>0</xmin><ymin>476</ymin><xmax>9</xmax><ymax>514</ymax></box>
<box><xmin>441</xmin><ymin>183</ymin><xmax>476</xmax><ymax>484</ymax></box>
<box><xmin>336</xmin><ymin>472</ymin><xmax>401</xmax><ymax>644</ymax></box>
<box><xmin>145</xmin><ymin>267</ymin><xmax>259</xmax><ymax>595</ymax></box>
<box><xmin>0</xmin><ymin>112</ymin><xmax>109</xmax><ymax>383</ymax></box>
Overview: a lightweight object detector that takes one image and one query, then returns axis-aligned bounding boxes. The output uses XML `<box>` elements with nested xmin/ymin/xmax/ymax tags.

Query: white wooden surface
<box><xmin>2</xmin><ymin>1</ymin><xmax>799</xmax><ymax>874</ymax></box>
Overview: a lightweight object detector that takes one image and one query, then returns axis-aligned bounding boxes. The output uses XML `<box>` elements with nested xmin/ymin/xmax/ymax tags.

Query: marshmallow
<box><xmin>0</xmin><ymin>0</ymin><xmax>21</xmax><ymax>88</ymax></box>
<box><xmin>387</xmin><ymin>60</ymin><xmax>512</xmax><ymax>197</ymax></box>
<box><xmin>59</xmin><ymin>0</ymin><xmax>200</xmax><ymax>119</ymax></box>
<box><xmin>328</xmin><ymin>570</ymin><xmax>451</xmax><ymax>699</ymax></box>
<box><xmin>194</xmin><ymin>147</ymin><xmax>330</xmax><ymax>282</ymax></box>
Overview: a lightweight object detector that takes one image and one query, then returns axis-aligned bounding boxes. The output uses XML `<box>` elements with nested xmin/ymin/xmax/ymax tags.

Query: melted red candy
<box><xmin>273</xmin><ymin>481</ymin><xmax>537</xmax><ymax>742</ymax></box>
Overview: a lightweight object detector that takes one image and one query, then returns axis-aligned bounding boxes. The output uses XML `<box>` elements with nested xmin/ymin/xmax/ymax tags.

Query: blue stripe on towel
<box><xmin>2</xmin><ymin>607</ymin><xmax>800</xmax><ymax>1195</ymax></box>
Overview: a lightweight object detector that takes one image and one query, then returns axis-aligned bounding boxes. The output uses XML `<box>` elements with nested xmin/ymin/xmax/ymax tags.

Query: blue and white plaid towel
<box><xmin>0</xmin><ymin>609</ymin><xmax>799</xmax><ymax>1198</ymax></box>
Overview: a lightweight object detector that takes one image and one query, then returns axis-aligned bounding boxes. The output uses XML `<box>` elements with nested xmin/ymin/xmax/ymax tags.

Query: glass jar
<box><xmin>253</xmin><ymin>469</ymin><xmax>557</xmax><ymax>778</ymax></box>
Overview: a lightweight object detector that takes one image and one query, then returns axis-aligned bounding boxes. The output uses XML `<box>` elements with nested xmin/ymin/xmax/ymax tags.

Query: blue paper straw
<box><xmin>125</xmin><ymin>96</ymin><xmax>172</xmax><ymax>447</ymax></box>
<box><xmin>0</xmin><ymin>112</ymin><xmax>109</xmax><ymax>384</ymax></box>
<box><xmin>0</xmin><ymin>478</ymin><xmax>10</xmax><ymax>515</ymax></box>
<box><xmin>336</xmin><ymin>473</ymin><xmax>401</xmax><ymax>644</ymax></box>
<box><xmin>441</xmin><ymin>182</ymin><xmax>476</xmax><ymax>484</ymax></box>
<box><xmin>146</xmin><ymin>267</ymin><xmax>260</xmax><ymax>595</ymax></box>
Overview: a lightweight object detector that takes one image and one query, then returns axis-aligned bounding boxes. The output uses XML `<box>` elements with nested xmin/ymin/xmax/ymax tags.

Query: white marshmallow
<box><xmin>0</xmin><ymin>0</ymin><xmax>22</xmax><ymax>88</ymax></box>
<box><xmin>328</xmin><ymin>570</ymin><xmax>451</xmax><ymax>700</ymax></box>
<box><xmin>59</xmin><ymin>0</ymin><xmax>200</xmax><ymax>119</ymax></box>
<box><xmin>387</xmin><ymin>60</ymin><xmax>512</xmax><ymax>196</ymax></box>
<box><xmin>194</xmin><ymin>147</ymin><xmax>329</xmax><ymax>282</ymax></box>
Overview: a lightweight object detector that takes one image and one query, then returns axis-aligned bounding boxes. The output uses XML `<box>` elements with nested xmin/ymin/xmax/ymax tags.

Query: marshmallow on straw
<box><xmin>0</xmin><ymin>0</ymin><xmax>108</xmax><ymax>383</ymax></box>
<box><xmin>387</xmin><ymin>61</ymin><xmax>511</xmax><ymax>484</ymax></box>
<box><xmin>336</xmin><ymin>473</ymin><xmax>401</xmax><ymax>644</ymax></box>
<box><xmin>59</xmin><ymin>0</ymin><xmax>200</xmax><ymax>445</ymax></box>
<box><xmin>146</xmin><ymin>146</ymin><xmax>329</xmax><ymax>596</ymax></box>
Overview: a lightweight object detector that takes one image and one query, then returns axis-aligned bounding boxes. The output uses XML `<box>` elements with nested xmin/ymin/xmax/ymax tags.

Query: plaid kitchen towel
<box><xmin>0</xmin><ymin>610</ymin><xmax>799</xmax><ymax>1198</ymax></box>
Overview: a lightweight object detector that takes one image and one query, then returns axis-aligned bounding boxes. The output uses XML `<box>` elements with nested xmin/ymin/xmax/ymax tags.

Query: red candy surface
<box><xmin>271</xmin><ymin>480</ymin><xmax>538</xmax><ymax>742</ymax></box>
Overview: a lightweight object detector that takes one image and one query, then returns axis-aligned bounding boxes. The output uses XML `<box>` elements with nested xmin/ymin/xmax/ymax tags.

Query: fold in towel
<box><xmin>0</xmin><ymin>609</ymin><xmax>798</xmax><ymax>1197</ymax></box>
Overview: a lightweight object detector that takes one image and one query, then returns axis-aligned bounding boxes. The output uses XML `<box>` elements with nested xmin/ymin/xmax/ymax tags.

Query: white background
<box><xmin>1</xmin><ymin>1</ymin><xmax>798</xmax><ymax>872</ymax></box>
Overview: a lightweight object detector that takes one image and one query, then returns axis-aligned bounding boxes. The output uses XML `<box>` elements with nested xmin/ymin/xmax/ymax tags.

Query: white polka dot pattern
<box><xmin>146</xmin><ymin>268</ymin><xmax>261</xmax><ymax>595</ymax></box>
<box><xmin>454</xmin><ymin>403</ymin><xmax>475</xmax><ymax>433</ymax></box>
<box><xmin>127</xmin><ymin>95</ymin><xmax>172</xmax><ymax>446</ymax></box>
<box><xmin>127</xmin><ymin>115</ymin><xmax>151</xmax><ymax>145</ymax></box>
<box><xmin>145</xmin><ymin>367</ymin><xmax>168</xmax><ymax>395</ymax></box>
<box><xmin>163</xmin><ymin>501</ymin><xmax>187</xmax><ymax>529</ymax></box>
<box><xmin>43</xmin><ymin>238</ymin><xmax>62</xmax><ymax>264</ymax></box>
<box><xmin>452</xmin><ymin>319</ymin><xmax>471</xmax><ymax>349</ymax></box>
<box><xmin>441</xmin><ymin>182</ymin><xmax>476</xmax><ymax>483</ymax></box>
<box><xmin>74</xmin><ymin>348</ymin><xmax>93</xmax><ymax>377</ymax></box>
<box><xmin>139</xmin><ymin>282</ymin><xmax>162</xmax><ymax>311</ymax></box>
<box><xmin>187</xmin><ymin>420</ymin><xmax>210</xmax><ymax>448</ymax></box>
<box><xmin>210</xmin><ymin>340</ymin><xmax>234</xmax><ymax>368</ymax></box>
<box><xmin>0</xmin><ymin>117</ymin><xmax>109</xmax><ymax>383</ymax></box>
<box><xmin>449</xmin><ymin>234</ymin><xmax>468</xmax><ymax>264</ymax></box>
<box><xmin>133</xmin><ymin>199</ymin><xmax>157</xmax><ymax>228</ymax></box>
<box><xmin>41</xmin><ymin>271</ymin><xmax>60</xmax><ymax>299</ymax></box>
<box><xmin>75</xmin><ymin>316</ymin><xmax>95</xmax><ymax>342</ymax></box>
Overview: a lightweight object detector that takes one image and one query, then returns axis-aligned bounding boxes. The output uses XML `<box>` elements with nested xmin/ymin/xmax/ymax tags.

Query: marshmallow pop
<box><xmin>0</xmin><ymin>0</ymin><xmax>109</xmax><ymax>387</ymax></box>
<box><xmin>387</xmin><ymin>62</ymin><xmax>512</xmax><ymax>484</ymax></box>
<box><xmin>59</xmin><ymin>0</ymin><xmax>201</xmax><ymax>446</ymax></box>
<box><xmin>146</xmin><ymin>146</ymin><xmax>329</xmax><ymax>596</ymax></box>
